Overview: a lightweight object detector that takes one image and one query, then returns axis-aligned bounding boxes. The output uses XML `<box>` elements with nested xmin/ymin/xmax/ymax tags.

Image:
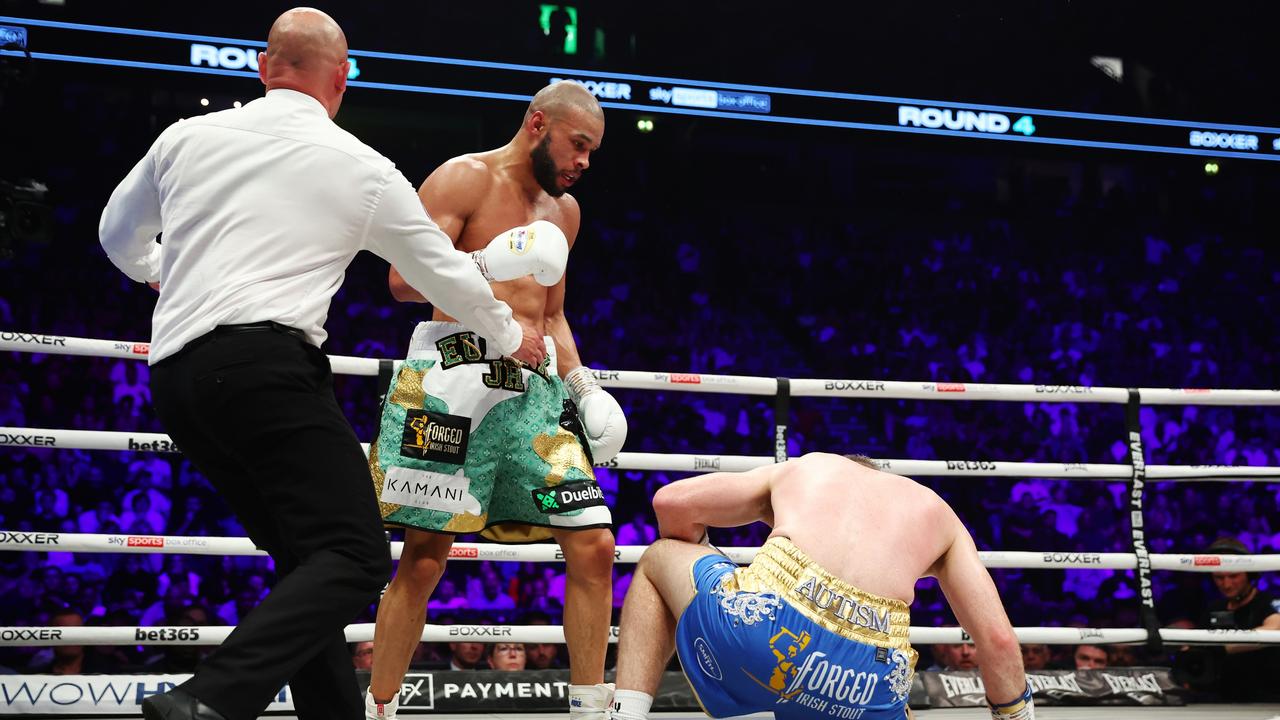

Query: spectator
<box><xmin>929</xmin><ymin>643</ymin><xmax>978</xmax><ymax>671</ymax></box>
<box><xmin>1021</xmin><ymin>643</ymin><xmax>1051</xmax><ymax>671</ymax></box>
<box><xmin>448</xmin><ymin>641</ymin><xmax>486</xmax><ymax>671</ymax></box>
<box><xmin>1199</xmin><ymin>536</ymin><xmax>1280</xmax><ymax>701</ymax></box>
<box><xmin>1073</xmin><ymin>644</ymin><xmax>1108</xmax><ymax>670</ymax></box>
<box><xmin>351</xmin><ymin>641</ymin><xmax>375</xmax><ymax>670</ymax></box>
<box><xmin>486</xmin><ymin>643</ymin><xmax>526</xmax><ymax>671</ymax></box>
<box><xmin>523</xmin><ymin>610</ymin><xmax>561</xmax><ymax>670</ymax></box>
<box><xmin>25</xmin><ymin>607</ymin><xmax>85</xmax><ymax>675</ymax></box>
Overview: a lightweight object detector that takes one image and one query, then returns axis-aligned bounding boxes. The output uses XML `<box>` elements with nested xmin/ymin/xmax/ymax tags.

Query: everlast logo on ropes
<box><xmin>1127</xmin><ymin>431</ymin><xmax>1154</xmax><ymax>608</ymax></box>
<box><xmin>435</xmin><ymin>331</ymin><xmax>488</xmax><ymax>369</ymax></box>
<box><xmin>401</xmin><ymin>410</ymin><xmax>470</xmax><ymax>464</ymax></box>
<box><xmin>946</xmin><ymin>460</ymin><xmax>996</xmax><ymax>471</ymax></box>
<box><xmin>0</xmin><ymin>433</ymin><xmax>56</xmax><ymax>447</ymax></box>
<box><xmin>693</xmin><ymin>456</ymin><xmax>721</xmax><ymax>470</ymax></box>
<box><xmin>128</xmin><ymin>437</ymin><xmax>180</xmax><ymax>452</ymax></box>
<box><xmin>531</xmin><ymin>481</ymin><xmax>606</xmax><ymax>514</ymax></box>
<box><xmin>0</xmin><ymin>532</ymin><xmax>60</xmax><ymax>545</ymax></box>
<box><xmin>0</xmin><ymin>332</ymin><xmax>67</xmax><ymax>346</ymax></box>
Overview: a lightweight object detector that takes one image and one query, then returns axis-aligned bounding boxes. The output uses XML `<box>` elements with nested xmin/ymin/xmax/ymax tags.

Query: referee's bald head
<box><xmin>259</xmin><ymin>7</ymin><xmax>351</xmax><ymax>118</ymax></box>
<box><xmin>265</xmin><ymin>8</ymin><xmax>348</xmax><ymax>69</ymax></box>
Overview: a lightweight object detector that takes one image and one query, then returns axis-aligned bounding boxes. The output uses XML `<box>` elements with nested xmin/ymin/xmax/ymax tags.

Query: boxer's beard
<box><xmin>530</xmin><ymin>135</ymin><xmax>565</xmax><ymax>198</ymax></box>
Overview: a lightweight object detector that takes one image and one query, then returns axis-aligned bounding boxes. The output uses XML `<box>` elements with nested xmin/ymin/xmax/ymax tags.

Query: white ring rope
<box><xmin>5</xmin><ymin>531</ymin><xmax>1280</xmax><ymax>572</ymax></box>
<box><xmin>5</xmin><ymin>332</ymin><xmax>1280</xmax><ymax>405</ymax></box>
<box><xmin>8</xmin><ymin>333</ymin><xmax>1280</xmax><ymax>664</ymax></box>
<box><xmin>5</xmin><ymin>426</ymin><xmax>1280</xmax><ymax>481</ymax></box>
<box><xmin>2</xmin><ymin>623</ymin><xmax>1277</xmax><ymax>647</ymax></box>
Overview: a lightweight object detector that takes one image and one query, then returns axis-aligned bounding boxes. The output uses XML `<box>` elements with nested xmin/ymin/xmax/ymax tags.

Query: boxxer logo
<box><xmin>0</xmin><ymin>433</ymin><xmax>56</xmax><ymax>447</ymax></box>
<box><xmin>824</xmin><ymin>381</ymin><xmax>886</xmax><ymax>392</ymax></box>
<box><xmin>0</xmin><ymin>532</ymin><xmax>60</xmax><ymax>545</ymax></box>
<box><xmin>0</xmin><ymin>332</ymin><xmax>66</xmax><ymax>346</ymax></box>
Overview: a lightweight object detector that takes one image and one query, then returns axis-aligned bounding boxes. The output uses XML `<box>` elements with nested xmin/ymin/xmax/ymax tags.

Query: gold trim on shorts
<box><xmin>727</xmin><ymin>536</ymin><xmax>918</xmax><ymax>670</ymax></box>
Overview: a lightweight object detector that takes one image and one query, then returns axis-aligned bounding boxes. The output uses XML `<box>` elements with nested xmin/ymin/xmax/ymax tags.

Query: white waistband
<box><xmin>407</xmin><ymin>321</ymin><xmax>557</xmax><ymax>373</ymax></box>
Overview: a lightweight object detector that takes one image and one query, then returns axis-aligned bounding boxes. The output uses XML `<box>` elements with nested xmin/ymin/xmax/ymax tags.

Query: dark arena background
<box><xmin>1</xmin><ymin>1</ymin><xmax>1279</xmax><ymax>717</ymax></box>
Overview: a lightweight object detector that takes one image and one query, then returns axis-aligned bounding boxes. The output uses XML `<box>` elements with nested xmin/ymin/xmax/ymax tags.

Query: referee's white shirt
<box><xmin>99</xmin><ymin>88</ymin><xmax>521</xmax><ymax>364</ymax></box>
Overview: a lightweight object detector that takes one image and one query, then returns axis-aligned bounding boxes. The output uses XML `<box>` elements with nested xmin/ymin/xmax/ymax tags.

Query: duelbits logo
<box><xmin>531</xmin><ymin>481</ymin><xmax>605</xmax><ymax>514</ymax></box>
<box><xmin>191</xmin><ymin>44</ymin><xmax>361</xmax><ymax>79</ymax></box>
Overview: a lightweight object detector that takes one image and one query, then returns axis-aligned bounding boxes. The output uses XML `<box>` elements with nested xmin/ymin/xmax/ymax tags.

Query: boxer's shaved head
<box><xmin>843</xmin><ymin>454</ymin><xmax>879</xmax><ymax>470</ymax></box>
<box><xmin>524</xmin><ymin>81</ymin><xmax>604</xmax><ymax>125</ymax></box>
<box><xmin>257</xmin><ymin>8</ymin><xmax>351</xmax><ymax>118</ymax></box>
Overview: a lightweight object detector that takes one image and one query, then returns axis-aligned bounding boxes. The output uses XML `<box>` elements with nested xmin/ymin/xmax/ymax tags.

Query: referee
<box><xmin>99</xmin><ymin>9</ymin><xmax>543</xmax><ymax>720</ymax></box>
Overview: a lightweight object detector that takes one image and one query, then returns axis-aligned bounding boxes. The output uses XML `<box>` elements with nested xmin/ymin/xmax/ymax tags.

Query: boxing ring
<box><xmin>3</xmin><ymin>332</ymin><xmax>1280</xmax><ymax>718</ymax></box>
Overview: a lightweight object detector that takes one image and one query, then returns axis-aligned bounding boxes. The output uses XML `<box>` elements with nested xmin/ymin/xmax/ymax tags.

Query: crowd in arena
<box><xmin>3</xmin><ymin>97</ymin><xmax>1278</xmax><ymax>700</ymax></box>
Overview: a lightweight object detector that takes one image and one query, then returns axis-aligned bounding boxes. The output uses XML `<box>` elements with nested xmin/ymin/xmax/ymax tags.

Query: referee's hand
<box><xmin>509</xmin><ymin>324</ymin><xmax>547</xmax><ymax>368</ymax></box>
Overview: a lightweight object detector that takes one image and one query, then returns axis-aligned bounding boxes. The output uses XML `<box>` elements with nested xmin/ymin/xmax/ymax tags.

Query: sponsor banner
<box><xmin>921</xmin><ymin>668</ymin><xmax>1182</xmax><ymax>707</ymax></box>
<box><xmin>0</xmin><ymin>675</ymin><xmax>291</xmax><ymax>714</ymax></box>
<box><xmin>357</xmin><ymin>669</ymin><xmax>714</xmax><ymax>713</ymax></box>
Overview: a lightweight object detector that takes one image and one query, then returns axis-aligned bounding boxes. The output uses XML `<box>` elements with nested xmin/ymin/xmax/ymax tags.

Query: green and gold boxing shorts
<box><xmin>369</xmin><ymin>321</ymin><xmax>612</xmax><ymax>542</ymax></box>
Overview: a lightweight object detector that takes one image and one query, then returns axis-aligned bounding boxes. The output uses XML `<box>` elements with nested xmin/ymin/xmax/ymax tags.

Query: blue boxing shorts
<box><xmin>674</xmin><ymin>537</ymin><xmax>917</xmax><ymax>720</ymax></box>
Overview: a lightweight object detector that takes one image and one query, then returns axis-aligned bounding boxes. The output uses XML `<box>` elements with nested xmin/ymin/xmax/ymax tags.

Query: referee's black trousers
<box><xmin>152</xmin><ymin>326</ymin><xmax>391</xmax><ymax>720</ymax></box>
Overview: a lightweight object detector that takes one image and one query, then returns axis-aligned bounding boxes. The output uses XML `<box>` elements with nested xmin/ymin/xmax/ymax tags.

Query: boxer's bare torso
<box><xmin>767</xmin><ymin>452</ymin><xmax>961</xmax><ymax>604</ymax></box>
<box><xmin>419</xmin><ymin>151</ymin><xmax>579</xmax><ymax>332</ymax></box>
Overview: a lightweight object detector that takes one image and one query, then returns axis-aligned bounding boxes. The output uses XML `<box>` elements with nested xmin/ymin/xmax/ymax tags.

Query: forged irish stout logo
<box><xmin>401</xmin><ymin>410</ymin><xmax>470</xmax><ymax>464</ymax></box>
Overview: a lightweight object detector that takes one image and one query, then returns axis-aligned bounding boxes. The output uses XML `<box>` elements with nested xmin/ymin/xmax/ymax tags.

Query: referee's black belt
<box><xmin>212</xmin><ymin>321</ymin><xmax>306</xmax><ymax>341</ymax></box>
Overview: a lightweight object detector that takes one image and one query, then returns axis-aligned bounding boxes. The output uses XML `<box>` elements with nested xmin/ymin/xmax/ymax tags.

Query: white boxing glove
<box><xmin>564</xmin><ymin>366</ymin><xmax>627</xmax><ymax>464</ymax></box>
<box><xmin>472</xmin><ymin>220</ymin><xmax>568</xmax><ymax>287</ymax></box>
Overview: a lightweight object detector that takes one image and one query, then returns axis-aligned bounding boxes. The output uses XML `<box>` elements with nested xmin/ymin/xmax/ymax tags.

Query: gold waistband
<box><xmin>730</xmin><ymin>537</ymin><xmax>916</xmax><ymax>667</ymax></box>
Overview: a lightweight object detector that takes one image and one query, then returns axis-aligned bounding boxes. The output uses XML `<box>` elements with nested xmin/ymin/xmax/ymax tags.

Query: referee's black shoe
<box><xmin>141</xmin><ymin>688</ymin><xmax>228</xmax><ymax>720</ymax></box>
